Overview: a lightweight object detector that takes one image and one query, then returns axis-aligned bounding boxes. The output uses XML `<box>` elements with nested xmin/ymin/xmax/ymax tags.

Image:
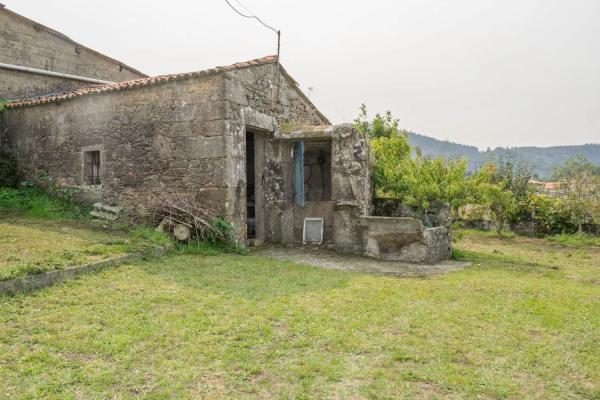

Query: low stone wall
<box><xmin>373</xmin><ymin>198</ymin><xmax>450</xmax><ymax>228</ymax></box>
<box><xmin>0</xmin><ymin>254</ymin><xmax>137</xmax><ymax>295</ymax></box>
<box><xmin>360</xmin><ymin>216</ymin><xmax>451</xmax><ymax>264</ymax></box>
<box><xmin>423</xmin><ymin>226</ymin><xmax>452</xmax><ymax>263</ymax></box>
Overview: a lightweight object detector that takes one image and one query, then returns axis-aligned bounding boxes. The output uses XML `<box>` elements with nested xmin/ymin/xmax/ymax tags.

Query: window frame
<box><xmin>81</xmin><ymin>145</ymin><xmax>104</xmax><ymax>187</ymax></box>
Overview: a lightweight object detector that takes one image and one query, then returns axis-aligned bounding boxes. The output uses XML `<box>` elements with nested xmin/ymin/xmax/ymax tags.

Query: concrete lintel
<box><xmin>274</xmin><ymin>124</ymin><xmax>336</xmax><ymax>141</ymax></box>
<box><xmin>241</xmin><ymin>107</ymin><xmax>277</xmax><ymax>133</ymax></box>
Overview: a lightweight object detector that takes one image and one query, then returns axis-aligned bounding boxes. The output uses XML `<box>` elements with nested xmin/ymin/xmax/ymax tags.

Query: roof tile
<box><xmin>6</xmin><ymin>55</ymin><xmax>278</xmax><ymax>109</ymax></box>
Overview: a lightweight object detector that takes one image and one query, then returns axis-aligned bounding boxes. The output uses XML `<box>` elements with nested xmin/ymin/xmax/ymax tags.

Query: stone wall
<box><xmin>2</xmin><ymin>61</ymin><xmax>339</xmax><ymax>244</ymax></box>
<box><xmin>423</xmin><ymin>227</ymin><xmax>452</xmax><ymax>263</ymax></box>
<box><xmin>373</xmin><ymin>198</ymin><xmax>450</xmax><ymax>227</ymax></box>
<box><xmin>0</xmin><ymin>7</ymin><xmax>144</xmax><ymax>99</ymax></box>
<box><xmin>254</xmin><ymin>124</ymin><xmax>371</xmax><ymax>249</ymax></box>
<box><xmin>331</xmin><ymin>125</ymin><xmax>371</xmax><ymax>253</ymax></box>
<box><xmin>361</xmin><ymin>216</ymin><xmax>452</xmax><ymax>263</ymax></box>
<box><xmin>2</xmin><ymin>74</ymin><xmax>231</xmax><ymax>218</ymax></box>
<box><xmin>223</xmin><ymin>63</ymin><xmax>331</xmax><ymax>242</ymax></box>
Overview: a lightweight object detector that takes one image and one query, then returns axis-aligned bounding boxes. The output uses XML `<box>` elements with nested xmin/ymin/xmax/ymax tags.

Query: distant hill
<box><xmin>406</xmin><ymin>132</ymin><xmax>600</xmax><ymax>179</ymax></box>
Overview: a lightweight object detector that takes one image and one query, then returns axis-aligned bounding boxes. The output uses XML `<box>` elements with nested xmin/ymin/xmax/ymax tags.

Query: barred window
<box><xmin>84</xmin><ymin>150</ymin><xmax>101</xmax><ymax>185</ymax></box>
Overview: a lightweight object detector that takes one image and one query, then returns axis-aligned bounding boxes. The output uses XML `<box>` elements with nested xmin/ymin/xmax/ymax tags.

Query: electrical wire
<box><xmin>223</xmin><ymin>0</ymin><xmax>279</xmax><ymax>34</ymax></box>
<box><xmin>232</xmin><ymin>0</ymin><xmax>254</xmax><ymax>16</ymax></box>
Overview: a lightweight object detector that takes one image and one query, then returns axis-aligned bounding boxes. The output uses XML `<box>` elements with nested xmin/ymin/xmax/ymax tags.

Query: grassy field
<box><xmin>0</xmin><ymin>216</ymin><xmax>130</xmax><ymax>281</ymax></box>
<box><xmin>0</xmin><ymin>226</ymin><xmax>599</xmax><ymax>399</ymax></box>
<box><xmin>0</xmin><ymin>187</ymin><xmax>171</xmax><ymax>281</ymax></box>
<box><xmin>0</xmin><ymin>215</ymin><xmax>171</xmax><ymax>281</ymax></box>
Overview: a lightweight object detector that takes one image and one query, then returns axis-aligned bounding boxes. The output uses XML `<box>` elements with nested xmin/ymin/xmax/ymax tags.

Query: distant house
<box><xmin>529</xmin><ymin>180</ymin><xmax>562</xmax><ymax>196</ymax></box>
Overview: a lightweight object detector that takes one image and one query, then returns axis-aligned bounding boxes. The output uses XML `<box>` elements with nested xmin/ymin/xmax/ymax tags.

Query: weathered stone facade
<box><xmin>1</xmin><ymin>57</ymin><xmax>341</xmax><ymax>245</ymax></box>
<box><xmin>1</xmin><ymin>5</ymin><xmax>451</xmax><ymax>262</ymax></box>
<box><xmin>0</xmin><ymin>5</ymin><xmax>145</xmax><ymax>99</ymax></box>
<box><xmin>373</xmin><ymin>198</ymin><xmax>450</xmax><ymax>228</ymax></box>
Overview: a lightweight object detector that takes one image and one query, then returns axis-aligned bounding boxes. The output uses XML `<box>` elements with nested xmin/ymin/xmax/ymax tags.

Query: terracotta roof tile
<box><xmin>6</xmin><ymin>55</ymin><xmax>279</xmax><ymax>109</ymax></box>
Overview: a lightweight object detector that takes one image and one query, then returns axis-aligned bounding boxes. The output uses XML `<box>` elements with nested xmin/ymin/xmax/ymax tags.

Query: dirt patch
<box><xmin>252</xmin><ymin>245</ymin><xmax>469</xmax><ymax>277</ymax></box>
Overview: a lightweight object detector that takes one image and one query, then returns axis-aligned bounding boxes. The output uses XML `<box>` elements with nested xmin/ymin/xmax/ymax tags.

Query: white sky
<box><xmin>5</xmin><ymin>0</ymin><xmax>600</xmax><ymax>149</ymax></box>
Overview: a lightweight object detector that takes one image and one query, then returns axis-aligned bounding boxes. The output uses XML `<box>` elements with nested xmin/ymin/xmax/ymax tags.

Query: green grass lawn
<box><xmin>0</xmin><ymin>215</ymin><xmax>170</xmax><ymax>281</ymax></box>
<box><xmin>0</xmin><ymin>216</ymin><xmax>133</xmax><ymax>281</ymax></box>
<box><xmin>0</xmin><ymin>187</ymin><xmax>170</xmax><ymax>281</ymax></box>
<box><xmin>1</xmin><ymin>228</ymin><xmax>599</xmax><ymax>399</ymax></box>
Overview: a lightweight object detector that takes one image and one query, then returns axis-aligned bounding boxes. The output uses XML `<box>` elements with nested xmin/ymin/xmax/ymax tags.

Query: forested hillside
<box><xmin>407</xmin><ymin>132</ymin><xmax>600</xmax><ymax>178</ymax></box>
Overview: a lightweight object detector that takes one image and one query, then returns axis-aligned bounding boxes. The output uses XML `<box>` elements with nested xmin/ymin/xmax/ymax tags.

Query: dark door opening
<box><xmin>246</xmin><ymin>131</ymin><xmax>256</xmax><ymax>239</ymax></box>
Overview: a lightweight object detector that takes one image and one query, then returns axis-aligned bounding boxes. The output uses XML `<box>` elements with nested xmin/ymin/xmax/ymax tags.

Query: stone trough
<box><xmin>360</xmin><ymin>216</ymin><xmax>452</xmax><ymax>264</ymax></box>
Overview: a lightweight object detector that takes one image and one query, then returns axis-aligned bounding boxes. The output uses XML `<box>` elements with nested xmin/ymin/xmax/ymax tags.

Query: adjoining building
<box><xmin>0</xmin><ymin>3</ymin><xmax>146</xmax><ymax>100</ymax></box>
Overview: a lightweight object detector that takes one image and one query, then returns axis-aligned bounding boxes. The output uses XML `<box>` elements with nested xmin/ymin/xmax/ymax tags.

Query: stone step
<box><xmin>90</xmin><ymin>210</ymin><xmax>119</xmax><ymax>222</ymax></box>
<box><xmin>92</xmin><ymin>202</ymin><xmax>123</xmax><ymax>215</ymax></box>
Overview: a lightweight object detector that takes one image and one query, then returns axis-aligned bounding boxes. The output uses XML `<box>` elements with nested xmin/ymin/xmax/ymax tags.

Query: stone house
<box><xmin>2</xmin><ymin>55</ymin><xmax>372</xmax><ymax>251</ymax></box>
<box><xmin>1</xmin><ymin>6</ymin><xmax>450</xmax><ymax>262</ymax></box>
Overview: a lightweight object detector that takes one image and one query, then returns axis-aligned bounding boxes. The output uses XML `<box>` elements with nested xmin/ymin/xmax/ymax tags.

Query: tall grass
<box><xmin>547</xmin><ymin>233</ymin><xmax>600</xmax><ymax>247</ymax></box>
<box><xmin>0</xmin><ymin>186</ymin><xmax>90</xmax><ymax>219</ymax></box>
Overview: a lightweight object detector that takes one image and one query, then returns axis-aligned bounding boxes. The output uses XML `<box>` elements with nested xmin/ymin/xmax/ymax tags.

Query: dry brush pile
<box><xmin>151</xmin><ymin>192</ymin><xmax>233</xmax><ymax>243</ymax></box>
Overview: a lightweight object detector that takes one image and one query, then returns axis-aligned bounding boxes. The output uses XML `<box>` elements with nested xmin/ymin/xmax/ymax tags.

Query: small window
<box><xmin>84</xmin><ymin>150</ymin><xmax>101</xmax><ymax>185</ymax></box>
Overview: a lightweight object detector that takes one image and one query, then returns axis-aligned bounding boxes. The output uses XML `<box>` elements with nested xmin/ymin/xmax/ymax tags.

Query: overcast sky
<box><xmin>6</xmin><ymin>0</ymin><xmax>600</xmax><ymax>149</ymax></box>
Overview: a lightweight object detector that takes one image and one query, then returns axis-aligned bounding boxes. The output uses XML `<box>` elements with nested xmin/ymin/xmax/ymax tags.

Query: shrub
<box><xmin>356</xmin><ymin>105</ymin><xmax>468</xmax><ymax>213</ymax></box>
<box><xmin>0</xmin><ymin>150</ymin><xmax>20</xmax><ymax>188</ymax></box>
<box><xmin>0</xmin><ymin>186</ymin><xmax>89</xmax><ymax>219</ymax></box>
<box><xmin>547</xmin><ymin>233</ymin><xmax>600</xmax><ymax>247</ymax></box>
<box><xmin>529</xmin><ymin>193</ymin><xmax>573</xmax><ymax>235</ymax></box>
<box><xmin>206</xmin><ymin>216</ymin><xmax>234</xmax><ymax>244</ymax></box>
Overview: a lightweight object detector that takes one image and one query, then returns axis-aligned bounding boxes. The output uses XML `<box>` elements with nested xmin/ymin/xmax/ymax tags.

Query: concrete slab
<box><xmin>252</xmin><ymin>245</ymin><xmax>470</xmax><ymax>277</ymax></box>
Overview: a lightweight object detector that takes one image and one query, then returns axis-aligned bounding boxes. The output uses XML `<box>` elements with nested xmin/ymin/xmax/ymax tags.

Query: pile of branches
<box><xmin>151</xmin><ymin>192</ymin><xmax>232</xmax><ymax>243</ymax></box>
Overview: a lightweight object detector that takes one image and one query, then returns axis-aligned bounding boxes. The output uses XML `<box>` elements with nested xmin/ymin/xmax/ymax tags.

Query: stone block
<box><xmin>183</xmin><ymin>135</ymin><xmax>230</xmax><ymax>159</ymax></box>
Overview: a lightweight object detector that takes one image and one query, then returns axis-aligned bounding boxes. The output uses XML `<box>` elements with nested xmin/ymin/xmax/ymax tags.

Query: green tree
<box><xmin>467</xmin><ymin>162</ymin><xmax>520</xmax><ymax>234</ymax></box>
<box><xmin>553</xmin><ymin>155</ymin><xmax>600</xmax><ymax>233</ymax></box>
<box><xmin>355</xmin><ymin>105</ymin><xmax>469</xmax><ymax>214</ymax></box>
<box><xmin>404</xmin><ymin>150</ymin><xmax>468</xmax><ymax>212</ymax></box>
<box><xmin>353</xmin><ymin>103</ymin><xmax>399</xmax><ymax>139</ymax></box>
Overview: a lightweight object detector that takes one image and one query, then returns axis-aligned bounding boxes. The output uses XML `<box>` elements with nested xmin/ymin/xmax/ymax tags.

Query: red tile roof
<box><xmin>5</xmin><ymin>55</ymin><xmax>279</xmax><ymax>109</ymax></box>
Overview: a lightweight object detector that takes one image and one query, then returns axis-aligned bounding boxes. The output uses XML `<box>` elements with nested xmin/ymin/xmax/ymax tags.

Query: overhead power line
<box><xmin>223</xmin><ymin>0</ymin><xmax>281</xmax><ymax>64</ymax></box>
<box><xmin>224</xmin><ymin>0</ymin><xmax>278</xmax><ymax>34</ymax></box>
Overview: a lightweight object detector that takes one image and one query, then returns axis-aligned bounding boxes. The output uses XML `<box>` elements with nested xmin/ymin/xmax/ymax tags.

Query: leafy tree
<box><xmin>369</xmin><ymin>132</ymin><xmax>412</xmax><ymax>199</ymax></box>
<box><xmin>355</xmin><ymin>105</ymin><xmax>469</xmax><ymax>214</ymax></box>
<box><xmin>553</xmin><ymin>155</ymin><xmax>600</xmax><ymax>233</ymax></box>
<box><xmin>528</xmin><ymin>193</ymin><xmax>571</xmax><ymax>235</ymax></box>
<box><xmin>467</xmin><ymin>163</ymin><xmax>516</xmax><ymax>234</ymax></box>
<box><xmin>404</xmin><ymin>150</ymin><xmax>468</xmax><ymax>212</ymax></box>
<box><xmin>353</xmin><ymin>104</ymin><xmax>399</xmax><ymax>139</ymax></box>
<box><xmin>486</xmin><ymin>152</ymin><xmax>533</xmax><ymax>200</ymax></box>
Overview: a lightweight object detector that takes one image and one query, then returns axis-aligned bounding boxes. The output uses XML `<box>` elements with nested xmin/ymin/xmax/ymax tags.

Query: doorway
<box><xmin>246</xmin><ymin>131</ymin><xmax>256</xmax><ymax>239</ymax></box>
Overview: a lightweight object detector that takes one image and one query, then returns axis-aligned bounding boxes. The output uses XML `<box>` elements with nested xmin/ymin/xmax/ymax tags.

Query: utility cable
<box><xmin>223</xmin><ymin>0</ymin><xmax>279</xmax><ymax>35</ymax></box>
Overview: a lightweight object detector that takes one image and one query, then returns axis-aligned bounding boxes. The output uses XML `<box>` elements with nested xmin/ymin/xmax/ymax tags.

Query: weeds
<box><xmin>547</xmin><ymin>233</ymin><xmax>600</xmax><ymax>247</ymax></box>
<box><xmin>0</xmin><ymin>186</ymin><xmax>89</xmax><ymax>219</ymax></box>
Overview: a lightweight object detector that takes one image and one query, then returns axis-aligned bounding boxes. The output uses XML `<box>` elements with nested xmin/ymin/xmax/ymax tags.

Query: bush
<box><xmin>0</xmin><ymin>186</ymin><xmax>89</xmax><ymax>219</ymax></box>
<box><xmin>0</xmin><ymin>151</ymin><xmax>20</xmax><ymax>188</ymax></box>
<box><xmin>547</xmin><ymin>233</ymin><xmax>600</xmax><ymax>247</ymax></box>
<box><xmin>529</xmin><ymin>194</ymin><xmax>573</xmax><ymax>235</ymax></box>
